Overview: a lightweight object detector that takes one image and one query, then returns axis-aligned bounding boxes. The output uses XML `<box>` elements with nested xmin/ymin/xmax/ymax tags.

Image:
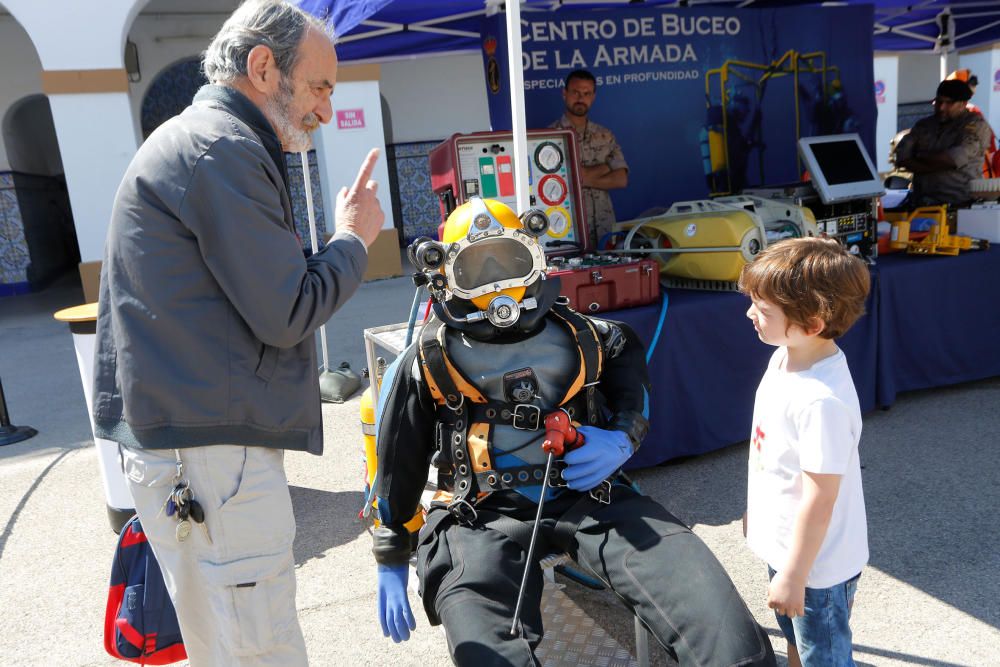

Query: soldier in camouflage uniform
<box><xmin>895</xmin><ymin>79</ymin><xmax>993</xmax><ymax>208</ymax></box>
<box><xmin>549</xmin><ymin>70</ymin><xmax>628</xmax><ymax>248</ymax></box>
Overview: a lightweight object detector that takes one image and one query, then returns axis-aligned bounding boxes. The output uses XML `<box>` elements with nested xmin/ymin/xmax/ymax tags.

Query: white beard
<box><xmin>263</xmin><ymin>80</ymin><xmax>316</xmax><ymax>153</ymax></box>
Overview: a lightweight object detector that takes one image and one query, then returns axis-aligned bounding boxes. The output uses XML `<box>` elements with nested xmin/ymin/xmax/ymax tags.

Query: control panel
<box><xmin>429</xmin><ymin>130</ymin><xmax>589</xmax><ymax>256</ymax></box>
<box><xmin>744</xmin><ymin>183</ymin><xmax>878</xmax><ymax>260</ymax></box>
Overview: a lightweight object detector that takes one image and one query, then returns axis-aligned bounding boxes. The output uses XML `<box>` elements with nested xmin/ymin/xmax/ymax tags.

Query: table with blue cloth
<box><xmin>614</xmin><ymin>248</ymin><xmax>1000</xmax><ymax>469</ymax></box>
<box><xmin>873</xmin><ymin>251</ymin><xmax>1000</xmax><ymax>407</ymax></box>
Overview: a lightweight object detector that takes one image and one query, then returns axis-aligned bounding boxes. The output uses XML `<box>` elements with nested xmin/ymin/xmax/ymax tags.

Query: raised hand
<box><xmin>335</xmin><ymin>147</ymin><xmax>385</xmax><ymax>247</ymax></box>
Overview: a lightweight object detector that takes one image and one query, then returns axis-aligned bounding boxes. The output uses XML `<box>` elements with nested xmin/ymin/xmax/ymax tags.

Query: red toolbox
<box><xmin>547</xmin><ymin>256</ymin><xmax>660</xmax><ymax>314</ymax></box>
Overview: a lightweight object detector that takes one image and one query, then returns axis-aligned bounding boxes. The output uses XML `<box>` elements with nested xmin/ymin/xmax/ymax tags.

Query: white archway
<box><xmin>0</xmin><ymin>93</ymin><xmax>79</xmax><ymax>288</ymax></box>
<box><xmin>2</xmin><ymin>0</ymin><xmax>153</xmax><ymax>71</ymax></box>
<box><xmin>138</xmin><ymin>56</ymin><xmax>206</xmax><ymax>139</ymax></box>
<box><xmin>0</xmin><ymin>7</ymin><xmax>79</xmax><ymax>291</ymax></box>
<box><xmin>126</xmin><ymin>1</ymin><xmax>241</xmax><ymax>140</ymax></box>
<box><xmin>0</xmin><ymin>0</ymin><xmax>152</xmax><ymax>271</ymax></box>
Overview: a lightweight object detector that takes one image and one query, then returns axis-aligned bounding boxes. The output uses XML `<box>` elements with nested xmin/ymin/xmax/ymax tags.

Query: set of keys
<box><xmin>165</xmin><ymin>481</ymin><xmax>205</xmax><ymax>541</ymax></box>
<box><xmin>160</xmin><ymin>452</ymin><xmax>205</xmax><ymax>542</ymax></box>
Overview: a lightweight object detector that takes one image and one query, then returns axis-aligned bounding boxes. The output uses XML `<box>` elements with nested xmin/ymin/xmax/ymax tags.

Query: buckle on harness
<box><xmin>447</xmin><ymin>499</ymin><xmax>478</xmax><ymax>525</ymax></box>
<box><xmin>548</xmin><ymin>461</ymin><xmax>568</xmax><ymax>487</ymax></box>
<box><xmin>589</xmin><ymin>479</ymin><xmax>613</xmax><ymax>505</ymax></box>
<box><xmin>512</xmin><ymin>404</ymin><xmax>541</xmax><ymax>431</ymax></box>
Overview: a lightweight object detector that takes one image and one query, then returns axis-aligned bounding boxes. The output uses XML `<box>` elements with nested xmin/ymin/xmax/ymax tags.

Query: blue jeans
<box><xmin>768</xmin><ymin>567</ymin><xmax>860</xmax><ymax>667</ymax></box>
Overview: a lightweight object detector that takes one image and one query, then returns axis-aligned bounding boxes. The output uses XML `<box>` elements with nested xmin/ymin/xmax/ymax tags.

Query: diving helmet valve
<box><xmin>429</xmin><ymin>274</ymin><xmax>448</xmax><ymax>291</ymax></box>
<box><xmin>486</xmin><ymin>295</ymin><xmax>520</xmax><ymax>328</ymax></box>
<box><xmin>473</xmin><ymin>295</ymin><xmax>538</xmax><ymax>328</ymax></box>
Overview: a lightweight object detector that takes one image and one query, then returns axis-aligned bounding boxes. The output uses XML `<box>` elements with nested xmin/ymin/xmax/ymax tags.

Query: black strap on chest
<box><xmin>549</xmin><ymin>303</ymin><xmax>603</xmax><ymax>388</ymax></box>
<box><xmin>464</xmin><ymin>392</ymin><xmax>589</xmax><ymax>431</ymax></box>
<box><xmin>419</xmin><ymin>320</ymin><xmax>466</xmax><ymax>410</ymax></box>
<box><xmin>475</xmin><ymin>461</ymin><xmax>565</xmax><ymax>493</ymax></box>
<box><xmin>432</xmin><ymin>402</ymin><xmax>475</xmax><ymax>505</ymax></box>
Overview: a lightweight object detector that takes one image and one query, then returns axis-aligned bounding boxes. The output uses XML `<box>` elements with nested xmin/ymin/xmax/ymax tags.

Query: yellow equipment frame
<box><xmin>705</xmin><ymin>50</ymin><xmax>841</xmax><ymax>196</ymax></box>
<box><xmin>890</xmin><ymin>206</ymin><xmax>987</xmax><ymax>256</ymax></box>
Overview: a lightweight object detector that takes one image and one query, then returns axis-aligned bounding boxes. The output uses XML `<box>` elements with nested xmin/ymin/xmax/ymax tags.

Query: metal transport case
<box><xmin>547</xmin><ymin>256</ymin><xmax>660</xmax><ymax>314</ymax></box>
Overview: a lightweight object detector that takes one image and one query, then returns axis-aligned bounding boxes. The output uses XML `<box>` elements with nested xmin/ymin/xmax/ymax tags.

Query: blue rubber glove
<box><xmin>561</xmin><ymin>426</ymin><xmax>632</xmax><ymax>491</ymax></box>
<box><xmin>377</xmin><ymin>564</ymin><xmax>416</xmax><ymax>642</ymax></box>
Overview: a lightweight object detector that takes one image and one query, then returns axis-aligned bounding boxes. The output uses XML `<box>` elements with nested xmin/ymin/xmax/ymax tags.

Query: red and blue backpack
<box><xmin>104</xmin><ymin>516</ymin><xmax>187</xmax><ymax>664</ymax></box>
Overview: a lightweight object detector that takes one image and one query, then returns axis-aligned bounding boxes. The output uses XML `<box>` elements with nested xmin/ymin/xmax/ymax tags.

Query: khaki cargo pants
<box><xmin>122</xmin><ymin>445</ymin><xmax>307</xmax><ymax>666</ymax></box>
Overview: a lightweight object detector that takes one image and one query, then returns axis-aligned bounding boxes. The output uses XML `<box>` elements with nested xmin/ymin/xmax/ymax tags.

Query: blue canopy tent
<box><xmin>299</xmin><ymin>1</ymin><xmax>1000</xmax><ymax>62</ymax></box>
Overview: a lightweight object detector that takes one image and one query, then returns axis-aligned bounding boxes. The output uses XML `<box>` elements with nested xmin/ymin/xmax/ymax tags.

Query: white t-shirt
<box><xmin>746</xmin><ymin>346</ymin><xmax>869</xmax><ymax>588</ymax></box>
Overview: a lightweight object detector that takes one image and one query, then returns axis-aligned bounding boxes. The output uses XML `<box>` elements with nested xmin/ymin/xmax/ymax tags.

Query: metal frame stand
<box><xmin>0</xmin><ymin>377</ymin><xmax>37</xmax><ymax>446</ymax></box>
<box><xmin>363</xmin><ymin>322</ymin><xmax>411</xmax><ymax>406</ymax></box>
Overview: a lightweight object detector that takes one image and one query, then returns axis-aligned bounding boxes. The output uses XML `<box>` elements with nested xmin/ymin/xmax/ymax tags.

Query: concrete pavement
<box><xmin>1</xmin><ymin>271</ymin><xmax>997</xmax><ymax>666</ymax></box>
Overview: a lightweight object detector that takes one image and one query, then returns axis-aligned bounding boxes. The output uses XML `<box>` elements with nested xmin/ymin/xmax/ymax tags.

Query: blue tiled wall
<box><xmin>0</xmin><ymin>173</ymin><xmax>29</xmax><ymax>295</ymax></box>
<box><xmin>285</xmin><ymin>150</ymin><xmax>328</xmax><ymax>250</ymax></box>
<box><xmin>141</xmin><ymin>58</ymin><xmax>206</xmax><ymax>139</ymax></box>
<box><xmin>0</xmin><ymin>171</ymin><xmax>76</xmax><ymax>297</ymax></box>
<box><xmin>897</xmin><ymin>102</ymin><xmax>929</xmax><ymax>133</ymax></box>
<box><xmin>388</xmin><ymin>141</ymin><xmax>443</xmax><ymax>244</ymax></box>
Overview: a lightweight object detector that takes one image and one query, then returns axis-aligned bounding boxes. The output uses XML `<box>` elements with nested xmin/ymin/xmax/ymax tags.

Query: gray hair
<box><xmin>203</xmin><ymin>0</ymin><xmax>331</xmax><ymax>85</ymax></box>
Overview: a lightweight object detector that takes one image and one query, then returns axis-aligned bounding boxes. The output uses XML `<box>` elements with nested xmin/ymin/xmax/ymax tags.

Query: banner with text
<box><xmin>482</xmin><ymin>5</ymin><xmax>876</xmax><ymax>221</ymax></box>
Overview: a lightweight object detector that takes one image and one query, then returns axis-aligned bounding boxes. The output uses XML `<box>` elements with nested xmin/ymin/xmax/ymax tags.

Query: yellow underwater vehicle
<box><xmin>615</xmin><ymin>195</ymin><xmax>819</xmax><ymax>289</ymax></box>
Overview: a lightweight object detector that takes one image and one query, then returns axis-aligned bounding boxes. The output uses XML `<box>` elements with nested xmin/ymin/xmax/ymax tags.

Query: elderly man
<box><xmin>894</xmin><ymin>79</ymin><xmax>992</xmax><ymax>208</ymax></box>
<box><xmin>549</xmin><ymin>69</ymin><xmax>628</xmax><ymax>248</ymax></box>
<box><xmin>91</xmin><ymin>1</ymin><xmax>384</xmax><ymax>664</ymax></box>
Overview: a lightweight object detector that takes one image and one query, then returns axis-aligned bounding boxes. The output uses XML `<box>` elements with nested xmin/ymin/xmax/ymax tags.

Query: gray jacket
<box><xmin>92</xmin><ymin>85</ymin><xmax>367</xmax><ymax>455</ymax></box>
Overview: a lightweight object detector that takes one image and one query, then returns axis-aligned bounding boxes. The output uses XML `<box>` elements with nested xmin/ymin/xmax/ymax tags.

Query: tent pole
<box><xmin>505</xmin><ymin>0</ymin><xmax>530</xmax><ymax>214</ymax></box>
<box><xmin>300</xmin><ymin>149</ymin><xmax>331</xmax><ymax>374</ymax></box>
<box><xmin>937</xmin><ymin>8</ymin><xmax>953</xmax><ymax>81</ymax></box>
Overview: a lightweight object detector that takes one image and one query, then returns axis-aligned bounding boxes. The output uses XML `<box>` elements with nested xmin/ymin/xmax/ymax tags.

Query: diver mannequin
<box><xmin>372</xmin><ymin>198</ymin><xmax>775</xmax><ymax>666</ymax></box>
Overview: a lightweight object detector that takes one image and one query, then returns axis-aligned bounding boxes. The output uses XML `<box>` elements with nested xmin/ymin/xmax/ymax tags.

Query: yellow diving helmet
<box><xmin>409</xmin><ymin>198</ymin><xmax>551</xmax><ymax>332</ymax></box>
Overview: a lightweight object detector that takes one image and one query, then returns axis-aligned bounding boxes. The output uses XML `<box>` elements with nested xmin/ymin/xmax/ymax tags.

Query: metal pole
<box><xmin>0</xmin><ymin>376</ymin><xmax>38</xmax><ymax>446</ymax></box>
<box><xmin>505</xmin><ymin>0</ymin><xmax>530</xmax><ymax>213</ymax></box>
<box><xmin>301</xmin><ymin>149</ymin><xmax>331</xmax><ymax>373</ymax></box>
<box><xmin>510</xmin><ymin>451</ymin><xmax>555</xmax><ymax>637</ymax></box>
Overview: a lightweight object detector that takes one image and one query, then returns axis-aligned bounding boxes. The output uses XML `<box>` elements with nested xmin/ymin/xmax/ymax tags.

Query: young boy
<box><xmin>739</xmin><ymin>237</ymin><xmax>871</xmax><ymax>667</ymax></box>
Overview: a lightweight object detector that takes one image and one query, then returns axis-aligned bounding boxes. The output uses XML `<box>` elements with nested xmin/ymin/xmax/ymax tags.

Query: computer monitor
<box><xmin>798</xmin><ymin>134</ymin><xmax>885</xmax><ymax>204</ymax></box>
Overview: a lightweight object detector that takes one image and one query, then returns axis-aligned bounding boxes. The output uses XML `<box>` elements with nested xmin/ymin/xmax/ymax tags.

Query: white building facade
<box><xmin>0</xmin><ymin>0</ymin><xmax>494</xmax><ymax>299</ymax></box>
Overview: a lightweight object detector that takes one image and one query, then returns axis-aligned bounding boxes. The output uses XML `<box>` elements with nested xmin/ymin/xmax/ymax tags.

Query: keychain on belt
<box><xmin>158</xmin><ymin>450</ymin><xmax>206</xmax><ymax>542</ymax></box>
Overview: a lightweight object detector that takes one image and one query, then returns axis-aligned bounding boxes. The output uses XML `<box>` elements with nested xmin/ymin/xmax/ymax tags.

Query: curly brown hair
<box><xmin>738</xmin><ymin>237</ymin><xmax>871</xmax><ymax>340</ymax></box>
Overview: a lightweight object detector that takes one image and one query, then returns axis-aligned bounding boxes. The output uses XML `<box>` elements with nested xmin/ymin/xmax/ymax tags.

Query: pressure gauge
<box><xmin>533</xmin><ymin>141</ymin><xmax>564</xmax><ymax>174</ymax></box>
<box><xmin>537</xmin><ymin>175</ymin><xmax>567</xmax><ymax>206</ymax></box>
<box><xmin>546</xmin><ymin>206</ymin><xmax>572</xmax><ymax>239</ymax></box>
